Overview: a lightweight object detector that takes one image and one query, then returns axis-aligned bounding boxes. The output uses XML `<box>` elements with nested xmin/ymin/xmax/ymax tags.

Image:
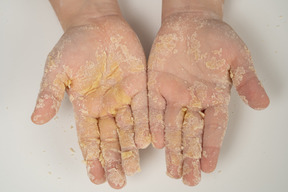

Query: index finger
<box><xmin>74</xmin><ymin>112</ymin><xmax>106</xmax><ymax>184</ymax></box>
<box><xmin>201</xmin><ymin>104</ymin><xmax>229</xmax><ymax>173</ymax></box>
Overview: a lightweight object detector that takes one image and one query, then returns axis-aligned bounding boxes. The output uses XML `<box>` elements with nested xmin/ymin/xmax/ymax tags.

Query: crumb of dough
<box><xmin>198</xmin><ymin>111</ymin><xmax>205</xmax><ymax>118</ymax></box>
<box><xmin>70</xmin><ymin>148</ymin><xmax>75</xmax><ymax>153</ymax></box>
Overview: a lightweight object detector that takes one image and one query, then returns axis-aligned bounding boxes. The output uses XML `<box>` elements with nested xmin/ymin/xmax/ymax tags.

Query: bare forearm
<box><xmin>49</xmin><ymin>0</ymin><xmax>121</xmax><ymax>31</ymax></box>
<box><xmin>162</xmin><ymin>0</ymin><xmax>224</xmax><ymax>21</ymax></box>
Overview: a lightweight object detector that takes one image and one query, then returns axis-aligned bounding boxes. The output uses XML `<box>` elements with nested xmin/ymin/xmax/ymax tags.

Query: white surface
<box><xmin>0</xmin><ymin>0</ymin><xmax>287</xmax><ymax>192</ymax></box>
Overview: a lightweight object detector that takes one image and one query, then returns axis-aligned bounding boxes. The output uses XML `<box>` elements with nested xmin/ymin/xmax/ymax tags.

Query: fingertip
<box><xmin>251</xmin><ymin>93</ymin><xmax>270</xmax><ymax>110</ymax></box>
<box><xmin>87</xmin><ymin>160</ymin><xmax>106</xmax><ymax>185</ymax></box>
<box><xmin>31</xmin><ymin>94</ymin><xmax>61</xmax><ymax>124</ymax></box>
<box><xmin>31</xmin><ymin>111</ymin><xmax>53</xmax><ymax>125</ymax></box>
<box><xmin>124</xmin><ymin>166</ymin><xmax>141</xmax><ymax>177</ymax></box>
<box><xmin>200</xmin><ymin>148</ymin><xmax>219</xmax><ymax>173</ymax></box>
<box><xmin>166</xmin><ymin>170</ymin><xmax>182</xmax><ymax>179</ymax></box>
<box><xmin>109</xmin><ymin>180</ymin><xmax>126</xmax><ymax>190</ymax></box>
<box><xmin>150</xmin><ymin>124</ymin><xmax>165</xmax><ymax>149</ymax></box>
<box><xmin>166</xmin><ymin>151</ymin><xmax>183</xmax><ymax>179</ymax></box>
<box><xmin>239</xmin><ymin>87</ymin><xmax>270</xmax><ymax>110</ymax></box>
<box><xmin>136</xmin><ymin>141</ymin><xmax>151</xmax><ymax>150</ymax></box>
<box><xmin>135</xmin><ymin>128</ymin><xmax>151</xmax><ymax>149</ymax></box>
<box><xmin>183</xmin><ymin>180</ymin><xmax>200</xmax><ymax>187</ymax></box>
<box><xmin>31</xmin><ymin>112</ymin><xmax>43</xmax><ymax>125</ymax></box>
<box><xmin>201</xmin><ymin>163</ymin><xmax>217</xmax><ymax>173</ymax></box>
<box><xmin>151</xmin><ymin>136</ymin><xmax>165</xmax><ymax>149</ymax></box>
<box><xmin>182</xmin><ymin>176</ymin><xmax>201</xmax><ymax>187</ymax></box>
<box><xmin>121</xmin><ymin>150</ymin><xmax>141</xmax><ymax>176</ymax></box>
<box><xmin>152</xmin><ymin>142</ymin><xmax>164</xmax><ymax>149</ymax></box>
<box><xmin>107</xmin><ymin>169</ymin><xmax>126</xmax><ymax>189</ymax></box>
<box><xmin>182</xmin><ymin>159</ymin><xmax>201</xmax><ymax>186</ymax></box>
<box><xmin>136</xmin><ymin>135</ymin><xmax>151</xmax><ymax>149</ymax></box>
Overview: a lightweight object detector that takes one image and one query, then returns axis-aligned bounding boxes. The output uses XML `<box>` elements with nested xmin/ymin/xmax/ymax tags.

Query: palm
<box><xmin>148</xmin><ymin>14</ymin><xmax>269</xmax><ymax>186</ymax></box>
<box><xmin>32</xmin><ymin>16</ymin><xmax>149</xmax><ymax>189</ymax></box>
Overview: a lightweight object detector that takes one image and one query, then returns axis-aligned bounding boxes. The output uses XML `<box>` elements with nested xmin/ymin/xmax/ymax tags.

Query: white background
<box><xmin>0</xmin><ymin>0</ymin><xmax>287</xmax><ymax>192</ymax></box>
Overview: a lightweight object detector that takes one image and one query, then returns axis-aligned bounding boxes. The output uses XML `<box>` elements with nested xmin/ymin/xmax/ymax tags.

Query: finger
<box><xmin>115</xmin><ymin>106</ymin><xmax>140</xmax><ymax>176</ymax></box>
<box><xmin>201</xmin><ymin>104</ymin><xmax>229</xmax><ymax>173</ymax></box>
<box><xmin>131</xmin><ymin>91</ymin><xmax>150</xmax><ymax>149</ymax></box>
<box><xmin>231</xmin><ymin>45</ymin><xmax>269</xmax><ymax>109</ymax></box>
<box><xmin>148</xmin><ymin>90</ymin><xmax>166</xmax><ymax>149</ymax></box>
<box><xmin>164</xmin><ymin>104</ymin><xmax>185</xmax><ymax>179</ymax></box>
<box><xmin>99</xmin><ymin>117</ymin><xmax>126</xmax><ymax>189</ymax></box>
<box><xmin>31</xmin><ymin>53</ymin><xmax>70</xmax><ymax>124</ymax></box>
<box><xmin>182</xmin><ymin>110</ymin><xmax>204</xmax><ymax>186</ymax></box>
<box><xmin>148</xmin><ymin>71</ymin><xmax>166</xmax><ymax>148</ymax></box>
<box><xmin>74</xmin><ymin>112</ymin><xmax>105</xmax><ymax>184</ymax></box>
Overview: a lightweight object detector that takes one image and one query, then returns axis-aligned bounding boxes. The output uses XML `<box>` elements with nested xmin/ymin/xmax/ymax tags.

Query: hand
<box><xmin>31</xmin><ymin>15</ymin><xmax>150</xmax><ymax>189</ymax></box>
<box><xmin>148</xmin><ymin>12</ymin><xmax>269</xmax><ymax>186</ymax></box>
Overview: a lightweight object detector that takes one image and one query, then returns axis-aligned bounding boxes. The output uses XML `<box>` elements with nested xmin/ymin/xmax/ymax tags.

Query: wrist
<box><xmin>162</xmin><ymin>0</ymin><xmax>224</xmax><ymax>22</ymax></box>
<box><xmin>49</xmin><ymin>0</ymin><xmax>122</xmax><ymax>31</ymax></box>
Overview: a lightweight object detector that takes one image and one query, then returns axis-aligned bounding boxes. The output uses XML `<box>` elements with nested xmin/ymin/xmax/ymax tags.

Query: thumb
<box><xmin>31</xmin><ymin>53</ymin><xmax>70</xmax><ymax>124</ymax></box>
<box><xmin>230</xmin><ymin>45</ymin><xmax>270</xmax><ymax>110</ymax></box>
